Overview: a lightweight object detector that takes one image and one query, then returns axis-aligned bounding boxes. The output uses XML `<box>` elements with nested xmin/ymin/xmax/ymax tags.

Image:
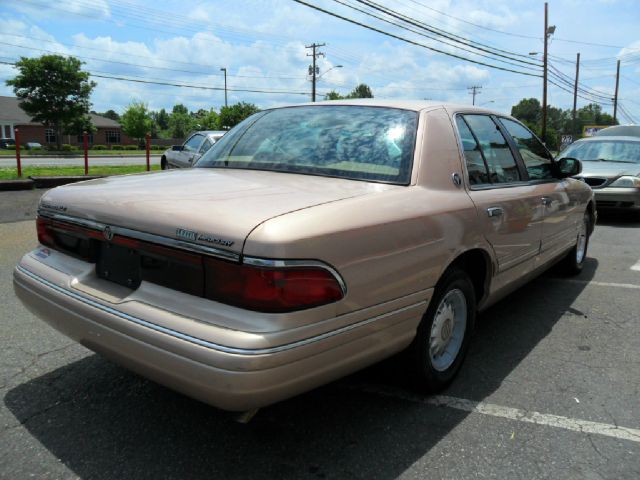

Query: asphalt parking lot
<box><xmin>1</xmin><ymin>189</ymin><xmax>639</xmax><ymax>479</ymax></box>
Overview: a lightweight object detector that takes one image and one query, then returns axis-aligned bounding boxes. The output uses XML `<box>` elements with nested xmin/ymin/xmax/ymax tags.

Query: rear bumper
<box><xmin>13</xmin><ymin>259</ymin><xmax>427</xmax><ymax>411</ymax></box>
<box><xmin>593</xmin><ymin>187</ymin><xmax>640</xmax><ymax>210</ymax></box>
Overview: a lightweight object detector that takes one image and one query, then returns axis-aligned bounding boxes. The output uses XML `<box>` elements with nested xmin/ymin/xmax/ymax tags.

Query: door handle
<box><xmin>487</xmin><ymin>207</ymin><xmax>503</xmax><ymax>218</ymax></box>
<box><xmin>541</xmin><ymin>197</ymin><xmax>553</xmax><ymax>206</ymax></box>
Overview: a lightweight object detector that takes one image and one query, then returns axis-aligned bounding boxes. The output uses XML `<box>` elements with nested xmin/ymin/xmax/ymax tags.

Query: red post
<box><xmin>145</xmin><ymin>133</ymin><xmax>150</xmax><ymax>172</ymax></box>
<box><xmin>83</xmin><ymin>131</ymin><xmax>89</xmax><ymax>175</ymax></box>
<box><xmin>15</xmin><ymin>128</ymin><xmax>22</xmax><ymax>178</ymax></box>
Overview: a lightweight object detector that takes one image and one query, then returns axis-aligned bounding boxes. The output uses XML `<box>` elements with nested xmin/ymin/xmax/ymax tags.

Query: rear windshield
<box><xmin>196</xmin><ymin>105</ymin><xmax>418</xmax><ymax>184</ymax></box>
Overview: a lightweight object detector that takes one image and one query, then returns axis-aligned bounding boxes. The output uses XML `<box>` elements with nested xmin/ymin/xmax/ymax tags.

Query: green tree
<box><xmin>100</xmin><ymin>109</ymin><xmax>120</xmax><ymax>122</ymax></box>
<box><xmin>325</xmin><ymin>90</ymin><xmax>345</xmax><ymax>100</ymax></box>
<box><xmin>64</xmin><ymin>114</ymin><xmax>96</xmax><ymax>138</ymax></box>
<box><xmin>6</xmin><ymin>55</ymin><xmax>96</xmax><ymax>149</ymax></box>
<box><xmin>510</xmin><ymin>98</ymin><xmax>541</xmax><ymax>131</ymax></box>
<box><xmin>121</xmin><ymin>101</ymin><xmax>153</xmax><ymax>144</ymax></box>
<box><xmin>348</xmin><ymin>83</ymin><xmax>373</xmax><ymax>98</ymax></box>
<box><xmin>169</xmin><ymin>104</ymin><xmax>196</xmax><ymax>138</ymax></box>
<box><xmin>218</xmin><ymin>102</ymin><xmax>260</xmax><ymax>129</ymax></box>
<box><xmin>196</xmin><ymin>109</ymin><xmax>220</xmax><ymax>130</ymax></box>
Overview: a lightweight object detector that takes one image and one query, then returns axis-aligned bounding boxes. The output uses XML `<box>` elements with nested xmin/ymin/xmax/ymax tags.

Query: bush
<box><xmin>110</xmin><ymin>145</ymin><xmax>124</xmax><ymax>150</ymax></box>
<box><xmin>124</xmin><ymin>145</ymin><xmax>139</xmax><ymax>150</ymax></box>
<box><xmin>92</xmin><ymin>144</ymin><xmax>107</xmax><ymax>150</ymax></box>
<box><xmin>5</xmin><ymin>145</ymin><xmax>16</xmax><ymax>150</ymax></box>
<box><xmin>61</xmin><ymin>144</ymin><xmax>78</xmax><ymax>151</ymax></box>
<box><xmin>151</xmin><ymin>144</ymin><xmax>165</xmax><ymax>150</ymax></box>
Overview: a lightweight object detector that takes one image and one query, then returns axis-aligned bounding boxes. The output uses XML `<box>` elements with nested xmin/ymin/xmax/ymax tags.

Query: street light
<box><xmin>317</xmin><ymin>64</ymin><xmax>343</xmax><ymax>79</ymax></box>
<box><xmin>220</xmin><ymin>67</ymin><xmax>227</xmax><ymax>108</ymax></box>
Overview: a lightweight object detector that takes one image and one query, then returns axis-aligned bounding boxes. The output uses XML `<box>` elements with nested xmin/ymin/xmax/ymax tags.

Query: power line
<box><xmin>349</xmin><ymin>0</ymin><xmax>542</xmax><ymax>64</ymax></box>
<box><xmin>0</xmin><ymin>60</ymin><xmax>310</xmax><ymax>96</ymax></box>
<box><xmin>290</xmin><ymin>0</ymin><xmax>542</xmax><ymax>77</ymax></box>
<box><xmin>327</xmin><ymin>0</ymin><xmax>542</xmax><ymax>70</ymax></box>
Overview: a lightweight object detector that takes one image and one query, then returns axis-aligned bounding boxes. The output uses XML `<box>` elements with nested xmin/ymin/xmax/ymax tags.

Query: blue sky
<box><xmin>0</xmin><ymin>0</ymin><xmax>638</xmax><ymax>122</ymax></box>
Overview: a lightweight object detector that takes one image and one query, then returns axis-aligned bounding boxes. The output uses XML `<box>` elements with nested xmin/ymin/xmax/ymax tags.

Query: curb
<box><xmin>0</xmin><ymin>179</ymin><xmax>34</xmax><ymax>191</ymax></box>
<box><xmin>0</xmin><ymin>176</ymin><xmax>105</xmax><ymax>191</ymax></box>
<box><xmin>30</xmin><ymin>176</ymin><xmax>105</xmax><ymax>188</ymax></box>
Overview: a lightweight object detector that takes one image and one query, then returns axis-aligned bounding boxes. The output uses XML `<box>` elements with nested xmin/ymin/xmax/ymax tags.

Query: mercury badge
<box><xmin>103</xmin><ymin>226</ymin><xmax>114</xmax><ymax>241</ymax></box>
<box><xmin>176</xmin><ymin>227</ymin><xmax>234</xmax><ymax>247</ymax></box>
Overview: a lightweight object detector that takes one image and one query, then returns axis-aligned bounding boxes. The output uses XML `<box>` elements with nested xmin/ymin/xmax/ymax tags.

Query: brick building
<box><xmin>0</xmin><ymin>96</ymin><xmax>134</xmax><ymax>146</ymax></box>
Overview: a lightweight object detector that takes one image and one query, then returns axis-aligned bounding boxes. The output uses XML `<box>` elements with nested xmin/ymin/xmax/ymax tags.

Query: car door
<box><xmin>455</xmin><ymin>114</ymin><xmax>543</xmax><ymax>278</ymax></box>
<box><xmin>498</xmin><ymin>118</ymin><xmax>576</xmax><ymax>263</ymax></box>
<box><xmin>176</xmin><ymin>134</ymin><xmax>204</xmax><ymax>168</ymax></box>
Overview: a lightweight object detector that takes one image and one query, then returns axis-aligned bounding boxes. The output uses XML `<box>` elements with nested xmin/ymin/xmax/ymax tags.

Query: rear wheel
<box><xmin>409</xmin><ymin>268</ymin><xmax>476</xmax><ymax>392</ymax></box>
<box><xmin>161</xmin><ymin>156</ymin><xmax>168</xmax><ymax>170</ymax></box>
<box><xmin>560</xmin><ymin>211</ymin><xmax>591</xmax><ymax>275</ymax></box>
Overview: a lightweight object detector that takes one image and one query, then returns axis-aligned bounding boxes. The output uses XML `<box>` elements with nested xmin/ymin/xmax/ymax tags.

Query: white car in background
<box><xmin>161</xmin><ymin>130</ymin><xmax>226</xmax><ymax>169</ymax></box>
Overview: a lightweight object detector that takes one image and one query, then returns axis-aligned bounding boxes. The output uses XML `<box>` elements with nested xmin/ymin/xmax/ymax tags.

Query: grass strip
<box><xmin>0</xmin><ymin>165</ymin><xmax>161</xmax><ymax>180</ymax></box>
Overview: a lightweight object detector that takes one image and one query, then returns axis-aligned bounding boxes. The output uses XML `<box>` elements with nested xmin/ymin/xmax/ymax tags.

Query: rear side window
<box><xmin>455</xmin><ymin>116</ymin><xmax>490</xmax><ymax>185</ymax></box>
<box><xmin>183</xmin><ymin>134</ymin><xmax>203</xmax><ymax>152</ymax></box>
<box><xmin>499</xmin><ymin>118</ymin><xmax>554</xmax><ymax>180</ymax></box>
<box><xmin>460</xmin><ymin>115</ymin><xmax>521</xmax><ymax>184</ymax></box>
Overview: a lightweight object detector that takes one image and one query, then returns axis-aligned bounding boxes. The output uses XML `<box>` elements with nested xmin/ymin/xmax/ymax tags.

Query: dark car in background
<box><xmin>559</xmin><ymin>136</ymin><xmax>640</xmax><ymax>212</ymax></box>
<box><xmin>0</xmin><ymin>138</ymin><xmax>16</xmax><ymax>149</ymax></box>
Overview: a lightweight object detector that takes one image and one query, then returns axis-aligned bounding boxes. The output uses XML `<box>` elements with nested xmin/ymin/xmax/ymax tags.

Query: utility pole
<box><xmin>220</xmin><ymin>67</ymin><xmax>228</xmax><ymax>107</ymax></box>
<box><xmin>468</xmin><ymin>86</ymin><xmax>482</xmax><ymax>105</ymax></box>
<box><xmin>306</xmin><ymin>43</ymin><xmax>325</xmax><ymax>102</ymax></box>
<box><xmin>542</xmin><ymin>2</ymin><xmax>549</xmax><ymax>142</ymax></box>
<box><xmin>613</xmin><ymin>59</ymin><xmax>620</xmax><ymax>123</ymax></box>
<box><xmin>572</xmin><ymin>52</ymin><xmax>580</xmax><ymax>135</ymax></box>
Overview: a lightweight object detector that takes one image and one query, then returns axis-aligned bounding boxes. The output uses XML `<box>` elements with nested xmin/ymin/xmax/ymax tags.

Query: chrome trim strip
<box><xmin>16</xmin><ymin>265</ymin><xmax>424</xmax><ymax>356</ymax></box>
<box><xmin>38</xmin><ymin>210</ymin><xmax>240</xmax><ymax>262</ymax></box>
<box><xmin>242</xmin><ymin>257</ymin><xmax>348</xmax><ymax>295</ymax></box>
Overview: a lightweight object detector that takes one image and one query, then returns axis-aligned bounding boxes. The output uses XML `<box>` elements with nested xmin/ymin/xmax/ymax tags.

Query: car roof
<box><xmin>572</xmin><ymin>136</ymin><xmax>640</xmax><ymax>143</ymax></box>
<box><xmin>200</xmin><ymin>130</ymin><xmax>226</xmax><ymax>136</ymax></box>
<box><xmin>593</xmin><ymin>125</ymin><xmax>640</xmax><ymax>137</ymax></box>
<box><xmin>274</xmin><ymin>98</ymin><xmax>510</xmax><ymax>116</ymax></box>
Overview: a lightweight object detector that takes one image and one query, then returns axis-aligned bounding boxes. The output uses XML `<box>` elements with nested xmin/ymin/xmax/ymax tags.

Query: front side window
<box><xmin>499</xmin><ymin>118</ymin><xmax>554</xmax><ymax>180</ymax></box>
<box><xmin>183</xmin><ymin>134</ymin><xmax>204</xmax><ymax>152</ymax></box>
<box><xmin>197</xmin><ymin>106</ymin><xmax>418</xmax><ymax>184</ymax></box>
<box><xmin>462</xmin><ymin>115</ymin><xmax>521</xmax><ymax>184</ymax></box>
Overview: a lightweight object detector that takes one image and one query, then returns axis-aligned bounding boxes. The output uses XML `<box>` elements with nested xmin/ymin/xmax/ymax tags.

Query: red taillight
<box><xmin>205</xmin><ymin>258</ymin><xmax>343</xmax><ymax>313</ymax></box>
<box><xmin>36</xmin><ymin>217</ymin><xmax>55</xmax><ymax>248</ymax></box>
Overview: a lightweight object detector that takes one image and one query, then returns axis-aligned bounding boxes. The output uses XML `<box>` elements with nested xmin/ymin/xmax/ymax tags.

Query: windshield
<box><xmin>560</xmin><ymin>140</ymin><xmax>640</xmax><ymax>163</ymax></box>
<box><xmin>196</xmin><ymin>105</ymin><xmax>418</xmax><ymax>184</ymax></box>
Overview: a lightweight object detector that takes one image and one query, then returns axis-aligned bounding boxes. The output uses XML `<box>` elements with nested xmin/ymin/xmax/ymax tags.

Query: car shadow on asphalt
<box><xmin>4</xmin><ymin>259</ymin><xmax>598</xmax><ymax>480</ymax></box>
<box><xmin>594</xmin><ymin>209</ymin><xmax>640</xmax><ymax>228</ymax></box>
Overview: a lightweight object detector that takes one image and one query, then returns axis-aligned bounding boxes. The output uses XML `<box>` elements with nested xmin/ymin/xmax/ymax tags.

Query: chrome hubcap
<box><xmin>429</xmin><ymin>289</ymin><xmax>467</xmax><ymax>372</ymax></box>
<box><xmin>576</xmin><ymin>214</ymin><xmax>588</xmax><ymax>264</ymax></box>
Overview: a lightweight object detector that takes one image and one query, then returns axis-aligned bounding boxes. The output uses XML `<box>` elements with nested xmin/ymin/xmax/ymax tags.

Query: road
<box><xmin>0</xmin><ymin>154</ymin><xmax>161</xmax><ymax>167</ymax></box>
<box><xmin>1</xmin><ymin>191</ymin><xmax>639</xmax><ymax>479</ymax></box>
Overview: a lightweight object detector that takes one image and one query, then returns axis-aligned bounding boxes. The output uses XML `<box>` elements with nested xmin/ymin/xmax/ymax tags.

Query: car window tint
<box><xmin>184</xmin><ymin>134</ymin><xmax>203</xmax><ymax>152</ymax></box>
<box><xmin>199</xmin><ymin>137</ymin><xmax>213</xmax><ymax>154</ymax></box>
<box><xmin>455</xmin><ymin>116</ymin><xmax>490</xmax><ymax>185</ymax></box>
<box><xmin>463</xmin><ymin>115</ymin><xmax>521</xmax><ymax>183</ymax></box>
<box><xmin>499</xmin><ymin>118</ymin><xmax>554</xmax><ymax>180</ymax></box>
<box><xmin>197</xmin><ymin>106</ymin><xmax>418</xmax><ymax>185</ymax></box>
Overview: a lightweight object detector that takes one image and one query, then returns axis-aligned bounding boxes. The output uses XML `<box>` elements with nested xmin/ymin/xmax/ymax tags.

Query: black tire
<box><xmin>559</xmin><ymin>211</ymin><xmax>591</xmax><ymax>276</ymax></box>
<box><xmin>408</xmin><ymin>268</ymin><xmax>476</xmax><ymax>393</ymax></box>
<box><xmin>161</xmin><ymin>156</ymin><xmax>168</xmax><ymax>170</ymax></box>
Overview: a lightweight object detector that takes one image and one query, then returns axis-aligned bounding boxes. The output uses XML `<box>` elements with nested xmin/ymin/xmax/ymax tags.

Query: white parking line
<box><xmin>356</xmin><ymin>385</ymin><xmax>640</xmax><ymax>443</ymax></box>
<box><xmin>559</xmin><ymin>279</ymin><xmax>640</xmax><ymax>290</ymax></box>
<box><xmin>631</xmin><ymin>259</ymin><xmax>640</xmax><ymax>271</ymax></box>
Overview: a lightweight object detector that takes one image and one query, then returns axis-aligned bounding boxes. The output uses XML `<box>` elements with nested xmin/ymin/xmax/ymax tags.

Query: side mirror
<box><xmin>557</xmin><ymin>157</ymin><xmax>582</xmax><ymax>178</ymax></box>
<box><xmin>171</xmin><ymin>145</ymin><xmax>184</xmax><ymax>151</ymax></box>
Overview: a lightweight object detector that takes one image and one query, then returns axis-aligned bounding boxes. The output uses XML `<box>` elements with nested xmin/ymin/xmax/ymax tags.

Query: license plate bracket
<box><xmin>96</xmin><ymin>242</ymin><xmax>141</xmax><ymax>289</ymax></box>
